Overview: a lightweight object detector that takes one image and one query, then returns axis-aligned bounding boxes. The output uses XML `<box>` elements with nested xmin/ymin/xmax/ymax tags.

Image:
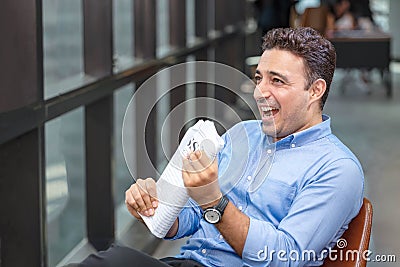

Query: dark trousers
<box><xmin>66</xmin><ymin>244</ymin><xmax>204</xmax><ymax>267</ymax></box>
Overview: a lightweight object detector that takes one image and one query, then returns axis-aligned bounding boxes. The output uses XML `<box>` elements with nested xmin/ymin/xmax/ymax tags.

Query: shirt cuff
<box><xmin>242</xmin><ymin>218</ymin><xmax>277</xmax><ymax>266</ymax></box>
<box><xmin>164</xmin><ymin>201</ymin><xmax>202</xmax><ymax>240</ymax></box>
<box><xmin>163</xmin><ymin>209</ymin><xmax>190</xmax><ymax>240</ymax></box>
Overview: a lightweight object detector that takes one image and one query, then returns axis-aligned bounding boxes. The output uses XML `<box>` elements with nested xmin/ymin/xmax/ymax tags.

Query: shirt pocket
<box><xmin>248</xmin><ymin>178</ymin><xmax>296</xmax><ymax>225</ymax></box>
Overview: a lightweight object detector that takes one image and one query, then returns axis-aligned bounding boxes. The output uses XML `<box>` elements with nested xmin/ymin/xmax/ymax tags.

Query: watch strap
<box><xmin>214</xmin><ymin>195</ymin><xmax>229</xmax><ymax>216</ymax></box>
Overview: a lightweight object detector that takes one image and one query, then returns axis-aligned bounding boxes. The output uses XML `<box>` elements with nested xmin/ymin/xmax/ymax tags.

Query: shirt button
<box><xmin>291</xmin><ymin>143</ymin><xmax>296</xmax><ymax>148</ymax></box>
<box><xmin>219</xmin><ymin>234</ymin><xmax>224</xmax><ymax>239</ymax></box>
<box><xmin>238</xmin><ymin>205</ymin><xmax>243</xmax><ymax>211</ymax></box>
<box><xmin>247</xmin><ymin>175</ymin><xmax>252</xmax><ymax>181</ymax></box>
<box><xmin>267</xmin><ymin>149</ymin><xmax>272</xmax><ymax>154</ymax></box>
<box><xmin>201</xmin><ymin>249</ymin><xmax>207</xmax><ymax>254</ymax></box>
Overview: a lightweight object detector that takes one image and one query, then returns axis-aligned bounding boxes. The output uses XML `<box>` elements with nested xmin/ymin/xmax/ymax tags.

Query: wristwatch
<box><xmin>203</xmin><ymin>196</ymin><xmax>229</xmax><ymax>224</ymax></box>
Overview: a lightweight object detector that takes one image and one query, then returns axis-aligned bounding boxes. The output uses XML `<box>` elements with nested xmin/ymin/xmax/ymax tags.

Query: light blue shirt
<box><xmin>168</xmin><ymin>115</ymin><xmax>364</xmax><ymax>266</ymax></box>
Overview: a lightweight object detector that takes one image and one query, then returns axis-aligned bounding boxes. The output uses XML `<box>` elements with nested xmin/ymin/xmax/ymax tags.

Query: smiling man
<box><xmin>76</xmin><ymin>27</ymin><xmax>364</xmax><ymax>267</ymax></box>
<box><xmin>254</xmin><ymin>42</ymin><xmax>335</xmax><ymax>141</ymax></box>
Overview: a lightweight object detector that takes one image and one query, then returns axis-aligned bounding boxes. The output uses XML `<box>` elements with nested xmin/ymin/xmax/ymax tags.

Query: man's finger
<box><xmin>144</xmin><ymin>178</ymin><xmax>157</xmax><ymax>198</ymax></box>
<box><xmin>145</xmin><ymin>178</ymin><xmax>158</xmax><ymax>208</ymax></box>
<box><xmin>183</xmin><ymin>157</ymin><xmax>197</xmax><ymax>173</ymax></box>
<box><xmin>126</xmin><ymin>203</ymin><xmax>144</xmax><ymax>222</ymax></box>
<box><xmin>136</xmin><ymin>180</ymin><xmax>155</xmax><ymax>215</ymax></box>
<box><xmin>188</xmin><ymin>151</ymin><xmax>204</xmax><ymax>172</ymax></box>
<box><xmin>125</xmin><ymin>185</ymin><xmax>140</xmax><ymax>210</ymax></box>
<box><xmin>130</xmin><ymin>184</ymin><xmax>147</xmax><ymax>212</ymax></box>
<box><xmin>197</xmin><ymin>149</ymin><xmax>213</xmax><ymax>169</ymax></box>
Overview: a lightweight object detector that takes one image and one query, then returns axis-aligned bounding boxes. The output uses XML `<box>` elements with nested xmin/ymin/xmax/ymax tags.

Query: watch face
<box><xmin>204</xmin><ymin>209</ymin><xmax>221</xmax><ymax>224</ymax></box>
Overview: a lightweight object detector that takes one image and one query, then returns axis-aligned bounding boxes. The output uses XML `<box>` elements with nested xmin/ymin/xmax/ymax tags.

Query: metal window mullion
<box><xmin>195</xmin><ymin>0</ymin><xmax>207</xmax><ymax>39</ymax></box>
<box><xmin>0</xmin><ymin>0</ymin><xmax>41</xmax><ymax>113</ymax></box>
<box><xmin>83</xmin><ymin>0</ymin><xmax>114</xmax><ymax>251</ymax></box>
<box><xmin>83</xmin><ymin>0</ymin><xmax>113</xmax><ymax>78</ymax></box>
<box><xmin>134</xmin><ymin>0</ymin><xmax>158</xmax><ymax>178</ymax></box>
<box><xmin>170</xmin><ymin>0</ymin><xmax>187</xmax><ymax>49</ymax></box>
<box><xmin>169</xmin><ymin>0</ymin><xmax>187</xmax><ymax>147</ymax></box>
<box><xmin>85</xmin><ymin>96</ymin><xmax>115</xmax><ymax>251</ymax></box>
<box><xmin>0</xmin><ymin>0</ymin><xmax>46</xmax><ymax>266</ymax></box>
<box><xmin>134</xmin><ymin>0</ymin><xmax>156</xmax><ymax>59</ymax></box>
<box><xmin>0</xmin><ymin>129</ymin><xmax>44</xmax><ymax>266</ymax></box>
<box><xmin>214</xmin><ymin>0</ymin><xmax>226</xmax><ymax>32</ymax></box>
<box><xmin>195</xmin><ymin>0</ymin><xmax>209</xmax><ymax>119</ymax></box>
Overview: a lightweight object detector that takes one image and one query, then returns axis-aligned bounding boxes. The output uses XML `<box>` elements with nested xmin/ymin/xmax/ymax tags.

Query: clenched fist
<box><xmin>182</xmin><ymin>150</ymin><xmax>222</xmax><ymax>209</ymax></box>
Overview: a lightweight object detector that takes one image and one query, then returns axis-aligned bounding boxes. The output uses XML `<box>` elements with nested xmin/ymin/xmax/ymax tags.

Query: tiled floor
<box><xmin>152</xmin><ymin>66</ymin><xmax>400</xmax><ymax>266</ymax></box>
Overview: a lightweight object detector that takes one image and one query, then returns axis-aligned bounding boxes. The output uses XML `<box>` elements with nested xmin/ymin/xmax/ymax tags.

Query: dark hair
<box><xmin>262</xmin><ymin>27</ymin><xmax>336</xmax><ymax>110</ymax></box>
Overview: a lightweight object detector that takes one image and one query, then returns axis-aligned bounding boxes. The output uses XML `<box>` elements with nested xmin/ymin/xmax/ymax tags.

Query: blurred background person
<box><xmin>326</xmin><ymin>0</ymin><xmax>356</xmax><ymax>36</ymax></box>
<box><xmin>254</xmin><ymin>0</ymin><xmax>293</xmax><ymax>35</ymax></box>
<box><xmin>350</xmin><ymin>0</ymin><xmax>376</xmax><ymax>31</ymax></box>
<box><xmin>349</xmin><ymin>0</ymin><xmax>378</xmax><ymax>90</ymax></box>
<box><xmin>326</xmin><ymin>0</ymin><xmax>376</xmax><ymax>94</ymax></box>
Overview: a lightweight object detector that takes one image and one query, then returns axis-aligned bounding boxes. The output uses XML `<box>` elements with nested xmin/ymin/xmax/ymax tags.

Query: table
<box><xmin>329</xmin><ymin>30</ymin><xmax>392</xmax><ymax>97</ymax></box>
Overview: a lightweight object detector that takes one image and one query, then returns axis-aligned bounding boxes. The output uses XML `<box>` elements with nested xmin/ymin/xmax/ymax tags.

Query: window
<box><xmin>113</xmin><ymin>84</ymin><xmax>136</xmax><ymax>234</ymax></box>
<box><xmin>46</xmin><ymin>107</ymin><xmax>86</xmax><ymax>266</ymax></box>
<box><xmin>43</xmin><ymin>0</ymin><xmax>93</xmax><ymax>99</ymax></box>
<box><xmin>371</xmin><ymin>0</ymin><xmax>390</xmax><ymax>32</ymax></box>
<box><xmin>157</xmin><ymin>0</ymin><xmax>171</xmax><ymax>57</ymax></box>
<box><xmin>113</xmin><ymin>0</ymin><xmax>135</xmax><ymax>72</ymax></box>
<box><xmin>186</xmin><ymin>0</ymin><xmax>196</xmax><ymax>46</ymax></box>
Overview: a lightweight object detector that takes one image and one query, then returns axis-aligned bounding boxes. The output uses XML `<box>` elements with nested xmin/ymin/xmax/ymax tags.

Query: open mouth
<box><xmin>260</xmin><ymin>106</ymin><xmax>279</xmax><ymax>119</ymax></box>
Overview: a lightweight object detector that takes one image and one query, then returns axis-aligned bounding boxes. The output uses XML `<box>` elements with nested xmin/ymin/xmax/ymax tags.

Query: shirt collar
<box><xmin>266</xmin><ymin>114</ymin><xmax>332</xmax><ymax>150</ymax></box>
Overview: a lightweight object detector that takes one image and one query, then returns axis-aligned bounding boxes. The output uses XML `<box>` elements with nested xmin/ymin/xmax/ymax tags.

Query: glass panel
<box><xmin>114</xmin><ymin>84</ymin><xmax>136</xmax><ymax>234</ymax></box>
<box><xmin>186</xmin><ymin>0</ymin><xmax>196</xmax><ymax>46</ymax></box>
<box><xmin>294</xmin><ymin>0</ymin><xmax>320</xmax><ymax>14</ymax></box>
<box><xmin>185</xmin><ymin>56</ymin><xmax>196</xmax><ymax>123</ymax></box>
<box><xmin>156</xmin><ymin>68</ymin><xmax>171</xmax><ymax>170</ymax></box>
<box><xmin>157</xmin><ymin>0</ymin><xmax>171</xmax><ymax>57</ymax></box>
<box><xmin>45</xmin><ymin>107</ymin><xmax>86</xmax><ymax>266</ymax></box>
<box><xmin>371</xmin><ymin>0</ymin><xmax>390</xmax><ymax>32</ymax></box>
<box><xmin>43</xmin><ymin>0</ymin><xmax>92</xmax><ymax>99</ymax></box>
<box><xmin>113</xmin><ymin>0</ymin><xmax>135</xmax><ymax>72</ymax></box>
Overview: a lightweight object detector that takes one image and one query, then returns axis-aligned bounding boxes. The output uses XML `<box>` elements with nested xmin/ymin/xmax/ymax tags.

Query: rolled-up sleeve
<box><xmin>242</xmin><ymin>158</ymin><xmax>364</xmax><ymax>267</ymax></box>
<box><xmin>165</xmin><ymin>199</ymin><xmax>203</xmax><ymax>240</ymax></box>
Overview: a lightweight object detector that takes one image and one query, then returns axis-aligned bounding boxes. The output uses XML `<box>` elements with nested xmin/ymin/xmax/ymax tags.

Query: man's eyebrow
<box><xmin>254</xmin><ymin>70</ymin><xmax>289</xmax><ymax>83</ymax></box>
<box><xmin>268</xmin><ymin>71</ymin><xmax>289</xmax><ymax>83</ymax></box>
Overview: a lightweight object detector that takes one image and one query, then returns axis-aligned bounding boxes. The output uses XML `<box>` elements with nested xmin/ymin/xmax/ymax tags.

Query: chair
<box><xmin>300</xmin><ymin>6</ymin><xmax>329</xmax><ymax>35</ymax></box>
<box><xmin>322</xmin><ymin>198</ymin><xmax>373</xmax><ymax>267</ymax></box>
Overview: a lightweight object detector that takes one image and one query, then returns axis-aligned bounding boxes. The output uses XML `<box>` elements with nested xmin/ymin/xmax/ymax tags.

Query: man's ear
<box><xmin>309</xmin><ymin>79</ymin><xmax>326</xmax><ymax>105</ymax></box>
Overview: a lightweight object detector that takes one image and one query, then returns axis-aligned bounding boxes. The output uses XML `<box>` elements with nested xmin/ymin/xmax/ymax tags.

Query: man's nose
<box><xmin>253</xmin><ymin>85</ymin><xmax>272</xmax><ymax>99</ymax></box>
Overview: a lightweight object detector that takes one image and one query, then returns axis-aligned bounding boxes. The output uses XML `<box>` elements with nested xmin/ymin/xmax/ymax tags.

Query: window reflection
<box><xmin>113</xmin><ymin>84</ymin><xmax>136</xmax><ymax>235</ymax></box>
<box><xmin>157</xmin><ymin>0</ymin><xmax>171</xmax><ymax>57</ymax></box>
<box><xmin>113</xmin><ymin>0</ymin><xmax>135</xmax><ymax>72</ymax></box>
<box><xmin>45</xmin><ymin>107</ymin><xmax>86</xmax><ymax>266</ymax></box>
<box><xmin>43</xmin><ymin>0</ymin><xmax>88</xmax><ymax>99</ymax></box>
<box><xmin>186</xmin><ymin>0</ymin><xmax>196</xmax><ymax>46</ymax></box>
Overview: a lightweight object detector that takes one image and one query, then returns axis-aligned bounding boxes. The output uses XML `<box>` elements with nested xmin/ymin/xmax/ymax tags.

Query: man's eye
<box><xmin>272</xmin><ymin>78</ymin><xmax>283</xmax><ymax>84</ymax></box>
<box><xmin>254</xmin><ymin>76</ymin><xmax>261</xmax><ymax>83</ymax></box>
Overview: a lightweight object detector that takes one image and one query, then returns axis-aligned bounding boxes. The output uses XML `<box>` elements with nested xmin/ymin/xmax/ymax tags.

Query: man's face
<box><xmin>253</xmin><ymin>48</ymin><xmax>314</xmax><ymax>141</ymax></box>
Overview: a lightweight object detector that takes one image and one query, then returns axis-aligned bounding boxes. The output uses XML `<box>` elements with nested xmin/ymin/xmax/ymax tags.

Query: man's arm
<box><xmin>165</xmin><ymin>218</ymin><xmax>179</xmax><ymax>238</ymax></box>
<box><xmin>183</xmin><ymin>151</ymin><xmax>250</xmax><ymax>256</ymax></box>
<box><xmin>125</xmin><ymin>178</ymin><xmax>181</xmax><ymax>237</ymax></box>
<box><xmin>183</xmin><ymin>151</ymin><xmax>364</xmax><ymax>266</ymax></box>
<box><xmin>126</xmin><ymin>180</ymin><xmax>203</xmax><ymax>240</ymax></box>
<box><xmin>202</xmin><ymin>199</ymin><xmax>250</xmax><ymax>257</ymax></box>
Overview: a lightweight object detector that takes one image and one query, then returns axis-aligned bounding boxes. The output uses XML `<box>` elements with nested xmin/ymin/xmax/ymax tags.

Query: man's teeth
<box><xmin>261</xmin><ymin>107</ymin><xmax>273</xmax><ymax>112</ymax></box>
<box><xmin>260</xmin><ymin>106</ymin><xmax>277</xmax><ymax>117</ymax></box>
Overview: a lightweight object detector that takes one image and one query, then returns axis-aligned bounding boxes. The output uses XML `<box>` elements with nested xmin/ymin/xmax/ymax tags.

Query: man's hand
<box><xmin>182</xmin><ymin>150</ymin><xmax>250</xmax><ymax>256</ymax></box>
<box><xmin>125</xmin><ymin>178</ymin><xmax>158</xmax><ymax>222</ymax></box>
<box><xmin>182</xmin><ymin>150</ymin><xmax>222</xmax><ymax>209</ymax></box>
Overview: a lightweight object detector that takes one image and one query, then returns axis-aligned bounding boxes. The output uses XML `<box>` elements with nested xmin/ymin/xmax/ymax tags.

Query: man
<box><xmin>77</xmin><ymin>27</ymin><xmax>364</xmax><ymax>266</ymax></box>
